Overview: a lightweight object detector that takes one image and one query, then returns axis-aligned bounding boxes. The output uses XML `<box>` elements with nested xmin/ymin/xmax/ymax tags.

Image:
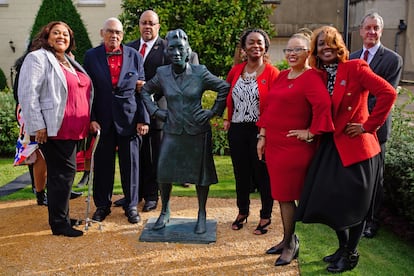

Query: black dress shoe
<box><xmin>266</xmin><ymin>245</ymin><xmax>284</xmax><ymax>255</ymax></box>
<box><xmin>52</xmin><ymin>226</ymin><xmax>83</xmax><ymax>237</ymax></box>
<box><xmin>113</xmin><ymin>197</ymin><xmax>126</xmax><ymax>207</ymax></box>
<box><xmin>92</xmin><ymin>208</ymin><xmax>111</xmax><ymax>222</ymax></box>
<box><xmin>327</xmin><ymin>250</ymin><xmax>359</xmax><ymax>273</ymax></box>
<box><xmin>323</xmin><ymin>247</ymin><xmax>346</xmax><ymax>263</ymax></box>
<box><xmin>142</xmin><ymin>200</ymin><xmax>157</xmax><ymax>212</ymax></box>
<box><xmin>125</xmin><ymin>207</ymin><xmax>140</xmax><ymax>224</ymax></box>
<box><xmin>70</xmin><ymin>191</ymin><xmax>83</xmax><ymax>200</ymax></box>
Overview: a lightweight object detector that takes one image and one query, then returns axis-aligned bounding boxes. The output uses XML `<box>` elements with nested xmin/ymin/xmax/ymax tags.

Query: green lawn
<box><xmin>1</xmin><ymin>156</ymin><xmax>413</xmax><ymax>275</ymax></box>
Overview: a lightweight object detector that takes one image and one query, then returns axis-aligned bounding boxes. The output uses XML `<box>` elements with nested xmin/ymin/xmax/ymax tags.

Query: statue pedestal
<box><xmin>139</xmin><ymin>217</ymin><xmax>217</xmax><ymax>244</ymax></box>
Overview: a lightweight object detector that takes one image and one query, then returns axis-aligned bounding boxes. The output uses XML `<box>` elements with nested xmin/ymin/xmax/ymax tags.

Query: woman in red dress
<box><xmin>257</xmin><ymin>32</ymin><xmax>334</xmax><ymax>266</ymax></box>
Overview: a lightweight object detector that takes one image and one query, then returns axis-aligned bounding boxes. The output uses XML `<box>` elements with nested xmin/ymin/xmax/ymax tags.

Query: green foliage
<box><xmin>275</xmin><ymin>59</ymin><xmax>289</xmax><ymax>71</ymax></box>
<box><xmin>384</xmin><ymin>87</ymin><xmax>414</xmax><ymax>224</ymax></box>
<box><xmin>0</xmin><ymin>68</ymin><xmax>7</xmax><ymax>90</ymax></box>
<box><xmin>296</xmin><ymin>222</ymin><xmax>414</xmax><ymax>275</ymax></box>
<box><xmin>0</xmin><ymin>91</ymin><xmax>18</xmax><ymax>157</ymax></box>
<box><xmin>1</xmin><ymin>155</ymin><xmax>241</xmax><ymax>200</ymax></box>
<box><xmin>202</xmin><ymin>91</ymin><xmax>229</xmax><ymax>155</ymax></box>
<box><xmin>0</xmin><ymin>158</ymin><xmax>28</xmax><ymax>189</ymax></box>
<box><xmin>120</xmin><ymin>0</ymin><xmax>275</xmax><ymax>77</ymax></box>
<box><xmin>30</xmin><ymin>0</ymin><xmax>92</xmax><ymax>64</ymax></box>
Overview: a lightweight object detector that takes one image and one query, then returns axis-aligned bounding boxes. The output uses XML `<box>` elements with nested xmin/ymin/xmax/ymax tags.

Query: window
<box><xmin>0</xmin><ymin>0</ymin><xmax>9</xmax><ymax>7</ymax></box>
<box><xmin>77</xmin><ymin>0</ymin><xmax>105</xmax><ymax>6</ymax></box>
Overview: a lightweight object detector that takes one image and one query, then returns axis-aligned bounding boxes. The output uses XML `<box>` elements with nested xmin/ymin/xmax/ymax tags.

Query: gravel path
<box><xmin>0</xmin><ymin>196</ymin><xmax>299</xmax><ymax>275</ymax></box>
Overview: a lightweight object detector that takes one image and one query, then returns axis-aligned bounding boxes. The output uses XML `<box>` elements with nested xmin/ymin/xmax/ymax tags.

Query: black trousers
<box><xmin>228</xmin><ymin>122</ymin><xmax>273</xmax><ymax>219</ymax></box>
<box><xmin>366</xmin><ymin>142</ymin><xmax>386</xmax><ymax>225</ymax></box>
<box><xmin>139</xmin><ymin>128</ymin><xmax>162</xmax><ymax>202</ymax></box>
<box><xmin>40</xmin><ymin>139</ymin><xmax>77</xmax><ymax>231</ymax></box>
<box><xmin>93</xmin><ymin>125</ymin><xmax>141</xmax><ymax>210</ymax></box>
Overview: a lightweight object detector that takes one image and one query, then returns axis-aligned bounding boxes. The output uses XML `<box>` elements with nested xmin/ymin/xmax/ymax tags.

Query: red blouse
<box><xmin>54</xmin><ymin>67</ymin><xmax>92</xmax><ymax>140</ymax></box>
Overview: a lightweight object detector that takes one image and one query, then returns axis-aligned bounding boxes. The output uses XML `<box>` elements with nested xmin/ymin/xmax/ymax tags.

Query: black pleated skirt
<box><xmin>295</xmin><ymin>134</ymin><xmax>380</xmax><ymax>231</ymax></box>
<box><xmin>157</xmin><ymin>130</ymin><xmax>218</xmax><ymax>186</ymax></box>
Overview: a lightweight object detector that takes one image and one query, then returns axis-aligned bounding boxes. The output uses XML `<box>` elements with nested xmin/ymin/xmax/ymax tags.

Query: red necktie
<box><xmin>140</xmin><ymin>43</ymin><xmax>147</xmax><ymax>57</ymax></box>
<box><xmin>363</xmin><ymin>50</ymin><xmax>369</xmax><ymax>62</ymax></box>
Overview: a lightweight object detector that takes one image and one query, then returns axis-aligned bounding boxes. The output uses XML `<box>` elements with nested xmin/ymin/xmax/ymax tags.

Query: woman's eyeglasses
<box><xmin>283</xmin><ymin>48</ymin><xmax>308</xmax><ymax>54</ymax></box>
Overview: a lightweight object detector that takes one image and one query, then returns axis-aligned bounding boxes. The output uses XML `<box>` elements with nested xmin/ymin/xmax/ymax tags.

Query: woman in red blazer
<box><xmin>224</xmin><ymin>29</ymin><xmax>279</xmax><ymax>235</ymax></box>
<box><xmin>295</xmin><ymin>26</ymin><xmax>396</xmax><ymax>273</ymax></box>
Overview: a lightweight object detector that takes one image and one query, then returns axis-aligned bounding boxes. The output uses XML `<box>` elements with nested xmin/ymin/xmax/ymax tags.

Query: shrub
<box><xmin>120</xmin><ymin>0</ymin><xmax>274</xmax><ymax>77</ymax></box>
<box><xmin>202</xmin><ymin>91</ymin><xmax>229</xmax><ymax>156</ymax></box>
<box><xmin>0</xmin><ymin>90</ymin><xmax>18</xmax><ymax>157</ymax></box>
<box><xmin>30</xmin><ymin>0</ymin><xmax>92</xmax><ymax>64</ymax></box>
<box><xmin>275</xmin><ymin>59</ymin><xmax>289</xmax><ymax>71</ymax></box>
<box><xmin>384</xmin><ymin>86</ymin><xmax>414</xmax><ymax>224</ymax></box>
<box><xmin>0</xmin><ymin>68</ymin><xmax>7</xmax><ymax>90</ymax></box>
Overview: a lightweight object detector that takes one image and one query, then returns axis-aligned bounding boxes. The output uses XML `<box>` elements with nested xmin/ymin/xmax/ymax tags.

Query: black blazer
<box><xmin>127</xmin><ymin>37</ymin><xmax>170</xmax><ymax>81</ymax></box>
<box><xmin>350</xmin><ymin>44</ymin><xmax>403</xmax><ymax>143</ymax></box>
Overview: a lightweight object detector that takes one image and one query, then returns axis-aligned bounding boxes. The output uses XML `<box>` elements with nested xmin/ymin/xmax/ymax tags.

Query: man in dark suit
<box><xmin>350</xmin><ymin>12</ymin><xmax>403</xmax><ymax>238</ymax></box>
<box><xmin>83</xmin><ymin>17</ymin><xmax>149</xmax><ymax>224</ymax></box>
<box><xmin>113</xmin><ymin>10</ymin><xmax>168</xmax><ymax>213</ymax></box>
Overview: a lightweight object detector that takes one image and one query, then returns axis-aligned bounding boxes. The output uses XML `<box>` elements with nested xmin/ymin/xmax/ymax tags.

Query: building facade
<box><xmin>0</xmin><ymin>0</ymin><xmax>121</xmax><ymax>86</ymax></box>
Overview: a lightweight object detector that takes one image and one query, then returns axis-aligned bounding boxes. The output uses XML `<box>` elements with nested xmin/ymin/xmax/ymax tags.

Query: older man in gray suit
<box><xmin>350</xmin><ymin>12</ymin><xmax>403</xmax><ymax>238</ymax></box>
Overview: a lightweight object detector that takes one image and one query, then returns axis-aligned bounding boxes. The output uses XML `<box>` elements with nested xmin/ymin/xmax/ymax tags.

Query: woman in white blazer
<box><xmin>18</xmin><ymin>21</ymin><xmax>93</xmax><ymax>237</ymax></box>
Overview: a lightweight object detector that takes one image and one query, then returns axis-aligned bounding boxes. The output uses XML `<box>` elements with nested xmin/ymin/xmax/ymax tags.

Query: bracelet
<box><xmin>257</xmin><ymin>134</ymin><xmax>266</xmax><ymax>139</ymax></box>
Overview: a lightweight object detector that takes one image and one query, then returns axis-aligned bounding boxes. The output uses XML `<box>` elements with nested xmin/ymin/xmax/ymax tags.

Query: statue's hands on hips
<box><xmin>194</xmin><ymin>109</ymin><xmax>214</xmax><ymax>125</ymax></box>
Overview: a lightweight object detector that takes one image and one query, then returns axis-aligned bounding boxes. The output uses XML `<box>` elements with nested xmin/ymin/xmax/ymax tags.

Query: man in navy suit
<box><xmin>83</xmin><ymin>17</ymin><xmax>149</xmax><ymax>224</ymax></box>
<box><xmin>350</xmin><ymin>12</ymin><xmax>403</xmax><ymax>238</ymax></box>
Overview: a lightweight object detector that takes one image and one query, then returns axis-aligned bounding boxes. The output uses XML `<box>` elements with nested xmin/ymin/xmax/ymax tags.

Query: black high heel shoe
<box><xmin>327</xmin><ymin>250</ymin><xmax>359</xmax><ymax>273</ymax></box>
<box><xmin>274</xmin><ymin>235</ymin><xmax>299</xmax><ymax>266</ymax></box>
<box><xmin>231</xmin><ymin>214</ymin><xmax>248</xmax><ymax>230</ymax></box>
<box><xmin>254</xmin><ymin>219</ymin><xmax>271</xmax><ymax>235</ymax></box>
<box><xmin>266</xmin><ymin>244</ymin><xmax>283</xmax><ymax>255</ymax></box>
